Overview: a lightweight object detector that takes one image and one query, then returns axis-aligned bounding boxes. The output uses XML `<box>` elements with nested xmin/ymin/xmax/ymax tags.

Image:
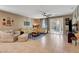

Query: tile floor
<box><xmin>0</xmin><ymin>33</ymin><xmax>79</xmax><ymax>53</ymax></box>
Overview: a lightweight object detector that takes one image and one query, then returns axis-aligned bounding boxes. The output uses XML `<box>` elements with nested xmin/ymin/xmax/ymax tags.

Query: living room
<box><xmin>0</xmin><ymin>5</ymin><xmax>79</xmax><ymax>52</ymax></box>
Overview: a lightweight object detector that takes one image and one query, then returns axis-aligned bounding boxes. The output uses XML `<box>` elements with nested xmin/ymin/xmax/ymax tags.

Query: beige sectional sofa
<box><xmin>0</xmin><ymin>27</ymin><xmax>30</xmax><ymax>42</ymax></box>
<box><xmin>0</xmin><ymin>31</ymin><xmax>19</xmax><ymax>42</ymax></box>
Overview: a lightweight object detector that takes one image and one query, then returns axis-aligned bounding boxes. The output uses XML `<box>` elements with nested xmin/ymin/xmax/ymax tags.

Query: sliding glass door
<box><xmin>40</xmin><ymin>19</ymin><xmax>48</xmax><ymax>33</ymax></box>
<box><xmin>49</xmin><ymin>17</ymin><xmax>63</xmax><ymax>34</ymax></box>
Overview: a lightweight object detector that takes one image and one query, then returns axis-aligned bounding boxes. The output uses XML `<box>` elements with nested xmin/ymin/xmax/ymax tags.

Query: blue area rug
<box><xmin>28</xmin><ymin>33</ymin><xmax>46</xmax><ymax>40</ymax></box>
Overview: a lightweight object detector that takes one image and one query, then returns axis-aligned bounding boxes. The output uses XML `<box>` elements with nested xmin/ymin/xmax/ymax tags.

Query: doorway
<box><xmin>49</xmin><ymin>17</ymin><xmax>63</xmax><ymax>34</ymax></box>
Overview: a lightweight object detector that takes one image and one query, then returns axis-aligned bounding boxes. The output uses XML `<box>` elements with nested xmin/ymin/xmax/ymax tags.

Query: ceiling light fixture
<box><xmin>40</xmin><ymin>11</ymin><xmax>52</xmax><ymax>18</ymax></box>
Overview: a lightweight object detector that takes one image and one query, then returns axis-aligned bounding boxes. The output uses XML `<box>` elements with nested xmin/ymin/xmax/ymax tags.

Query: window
<box><xmin>24</xmin><ymin>21</ymin><xmax>30</xmax><ymax>26</ymax></box>
<box><xmin>41</xmin><ymin>19</ymin><xmax>47</xmax><ymax>29</ymax></box>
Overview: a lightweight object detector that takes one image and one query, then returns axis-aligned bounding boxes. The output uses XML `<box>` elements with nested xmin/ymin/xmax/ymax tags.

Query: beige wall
<box><xmin>0</xmin><ymin>11</ymin><xmax>33</xmax><ymax>30</ymax></box>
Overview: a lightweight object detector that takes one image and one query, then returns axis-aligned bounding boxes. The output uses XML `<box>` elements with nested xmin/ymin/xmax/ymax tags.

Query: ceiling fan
<box><xmin>40</xmin><ymin>11</ymin><xmax>52</xmax><ymax>17</ymax></box>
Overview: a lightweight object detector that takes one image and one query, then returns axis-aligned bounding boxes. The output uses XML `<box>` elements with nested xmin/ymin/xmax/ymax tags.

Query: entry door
<box><xmin>49</xmin><ymin>17</ymin><xmax>63</xmax><ymax>34</ymax></box>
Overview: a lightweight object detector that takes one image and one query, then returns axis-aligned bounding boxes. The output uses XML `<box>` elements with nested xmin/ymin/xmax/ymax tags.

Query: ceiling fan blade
<box><xmin>47</xmin><ymin>14</ymin><xmax>52</xmax><ymax>16</ymax></box>
<box><xmin>40</xmin><ymin>11</ymin><xmax>52</xmax><ymax>17</ymax></box>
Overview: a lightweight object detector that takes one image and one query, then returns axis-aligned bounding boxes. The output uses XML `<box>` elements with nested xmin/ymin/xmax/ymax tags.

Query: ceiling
<box><xmin>0</xmin><ymin>5</ymin><xmax>77</xmax><ymax>18</ymax></box>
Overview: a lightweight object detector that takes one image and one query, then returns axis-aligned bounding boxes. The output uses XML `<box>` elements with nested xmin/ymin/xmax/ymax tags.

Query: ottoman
<box><xmin>18</xmin><ymin>34</ymin><xmax>28</xmax><ymax>42</ymax></box>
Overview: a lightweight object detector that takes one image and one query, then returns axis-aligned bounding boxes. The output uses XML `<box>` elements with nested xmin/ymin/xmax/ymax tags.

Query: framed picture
<box><xmin>3</xmin><ymin>18</ymin><xmax>6</xmax><ymax>21</ymax></box>
<box><xmin>3</xmin><ymin>22</ymin><xmax>6</xmax><ymax>25</ymax></box>
<box><xmin>2</xmin><ymin>17</ymin><xmax>14</xmax><ymax>26</ymax></box>
<box><xmin>7</xmin><ymin>17</ymin><xmax>11</xmax><ymax>26</ymax></box>
<box><xmin>65</xmin><ymin>18</ymin><xmax>70</xmax><ymax>25</ymax></box>
<box><xmin>24</xmin><ymin>21</ymin><xmax>30</xmax><ymax>26</ymax></box>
